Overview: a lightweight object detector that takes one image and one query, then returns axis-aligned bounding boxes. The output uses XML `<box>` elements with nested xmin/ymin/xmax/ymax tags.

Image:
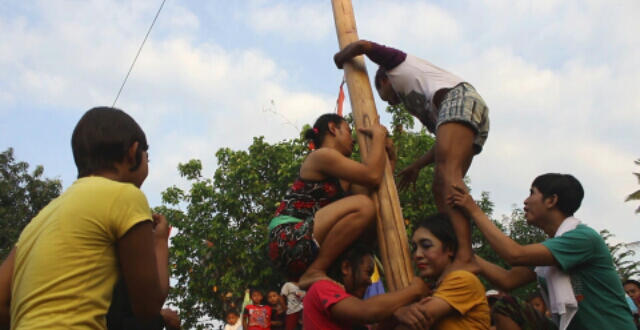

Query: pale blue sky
<box><xmin>2</xmin><ymin>0</ymin><xmax>639</xmax><ymax>249</ymax></box>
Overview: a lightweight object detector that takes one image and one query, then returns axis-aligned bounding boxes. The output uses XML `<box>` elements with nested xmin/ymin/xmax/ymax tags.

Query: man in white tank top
<box><xmin>335</xmin><ymin>40</ymin><xmax>490</xmax><ymax>271</ymax></box>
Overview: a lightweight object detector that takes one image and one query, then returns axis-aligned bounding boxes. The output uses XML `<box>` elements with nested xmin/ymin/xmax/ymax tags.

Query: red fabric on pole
<box><xmin>336</xmin><ymin>78</ymin><xmax>345</xmax><ymax>116</ymax></box>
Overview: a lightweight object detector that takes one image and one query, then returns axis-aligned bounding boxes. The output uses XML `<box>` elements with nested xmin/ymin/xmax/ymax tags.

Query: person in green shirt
<box><xmin>448</xmin><ymin>173</ymin><xmax>635</xmax><ymax>330</ymax></box>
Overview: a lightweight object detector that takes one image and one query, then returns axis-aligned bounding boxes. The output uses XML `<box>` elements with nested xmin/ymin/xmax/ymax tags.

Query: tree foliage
<box><xmin>600</xmin><ymin>229</ymin><xmax>640</xmax><ymax>281</ymax></box>
<box><xmin>158</xmin><ymin>137</ymin><xmax>308</xmax><ymax>328</ymax></box>
<box><xmin>0</xmin><ymin>148</ymin><xmax>62</xmax><ymax>260</ymax></box>
<box><xmin>626</xmin><ymin>159</ymin><xmax>640</xmax><ymax>214</ymax></box>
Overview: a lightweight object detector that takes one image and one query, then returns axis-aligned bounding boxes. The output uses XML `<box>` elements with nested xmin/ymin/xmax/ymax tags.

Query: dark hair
<box><xmin>250</xmin><ymin>288</ymin><xmax>263</xmax><ymax>296</ymax></box>
<box><xmin>374</xmin><ymin>66</ymin><xmax>387</xmax><ymax>89</ymax></box>
<box><xmin>415</xmin><ymin>213</ymin><xmax>458</xmax><ymax>257</ymax></box>
<box><xmin>304</xmin><ymin>113</ymin><xmax>345</xmax><ymax>149</ymax></box>
<box><xmin>327</xmin><ymin>241</ymin><xmax>373</xmax><ymax>284</ymax></box>
<box><xmin>226</xmin><ymin>310</ymin><xmax>239</xmax><ymax>317</ymax></box>
<box><xmin>531</xmin><ymin>173</ymin><xmax>584</xmax><ymax>216</ymax></box>
<box><xmin>526</xmin><ymin>292</ymin><xmax>543</xmax><ymax>303</ymax></box>
<box><xmin>72</xmin><ymin>107</ymin><xmax>148</xmax><ymax>178</ymax></box>
<box><xmin>624</xmin><ymin>279</ymin><xmax>640</xmax><ymax>289</ymax></box>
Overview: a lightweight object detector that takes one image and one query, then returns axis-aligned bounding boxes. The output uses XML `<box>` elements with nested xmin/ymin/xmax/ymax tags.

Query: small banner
<box><xmin>336</xmin><ymin>77</ymin><xmax>345</xmax><ymax>116</ymax></box>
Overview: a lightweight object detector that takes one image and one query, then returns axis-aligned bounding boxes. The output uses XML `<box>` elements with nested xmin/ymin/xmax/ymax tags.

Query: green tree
<box><xmin>158</xmin><ymin>137</ymin><xmax>308</xmax><ymax>328</ymax></box>
<box><xmin>626</xmin><ymin>159</ymin><xmax>640</xmax><ymax>214</ymax></box>
<box><xmin>600</xmin><ymin>229</ymin><xmax>640</xmax><ymax>280</ymax></box>
<box><xmin>1</xmin><ymin>148</ymin><xmax>62</xmax><ymax>260</ymax></box>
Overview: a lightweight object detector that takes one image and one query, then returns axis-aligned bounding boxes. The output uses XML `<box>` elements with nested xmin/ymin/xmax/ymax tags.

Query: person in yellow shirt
<box><xmin>392</xmin><ymin>213</ymin><xmax>491</xmax><ymax>329</ymax></box>
<box><xmin>0</xmin><ymin>107</ymin><xmax>170</xmax><ymax>329</ymax></box>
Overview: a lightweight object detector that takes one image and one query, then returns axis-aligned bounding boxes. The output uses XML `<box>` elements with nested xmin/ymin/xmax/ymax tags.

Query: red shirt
<box><xmin>303</xmin><ymin>279</ymin><xmax>352</xmax><ymax>330</ymax></box>
<box><xmin>244</xmin><ymin>304</ymin><xmax>272</xmax><ymax>330</ymax></box>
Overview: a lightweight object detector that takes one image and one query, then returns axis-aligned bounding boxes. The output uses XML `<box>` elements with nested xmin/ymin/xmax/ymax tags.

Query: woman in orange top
<box><xmin>392</xmin><ymin>213</ymin><xmax>490</xmax><ymax>329</ymax></box>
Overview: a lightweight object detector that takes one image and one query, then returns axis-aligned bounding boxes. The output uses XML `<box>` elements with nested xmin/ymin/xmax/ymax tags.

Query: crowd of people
<box><xmin>0</xmin><ymin>38</ymin><xmax>638</xmax><ymax>330</ymax></box>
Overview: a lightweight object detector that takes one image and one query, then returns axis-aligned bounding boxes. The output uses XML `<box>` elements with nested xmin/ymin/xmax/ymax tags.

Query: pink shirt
<box><xmin>303</xmin><ymin>279</ymin><xmax>352</xmax><ymax>330</ymax></box>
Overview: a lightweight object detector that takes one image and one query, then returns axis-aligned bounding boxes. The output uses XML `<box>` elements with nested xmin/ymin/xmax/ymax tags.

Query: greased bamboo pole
<box><xmin>331</xmin><ymin>0</ymin><xmax>413</xmax><ymax>291</ymax></box>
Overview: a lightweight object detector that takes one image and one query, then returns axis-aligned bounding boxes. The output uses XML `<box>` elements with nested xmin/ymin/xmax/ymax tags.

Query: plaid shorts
<box><xmin>268</xmin><ymin>215</ymin><xmax>318</xmax><ymax>281</ymax></box>
<box><xmin>437</xmin><ymin>82</ymin><xmax>490</xmax><ymax>154</ymax></box>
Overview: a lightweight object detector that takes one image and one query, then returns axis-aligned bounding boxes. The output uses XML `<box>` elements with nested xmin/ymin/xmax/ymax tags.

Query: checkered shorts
<box><xmin>437</xmin><ymin>82</ymin><xmax>490</xmax><ymax>154</ymax></box>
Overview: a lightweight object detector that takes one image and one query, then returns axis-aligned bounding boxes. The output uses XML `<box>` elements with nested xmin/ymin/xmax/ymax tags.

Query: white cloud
<box><xmin>357</xmin><ymin>1</ymin><xmax>461</xmax><ymax>49</ymax></box>
<box><xmin>0</xmin><ymin>0</ymin><xmax>334</xmax><ymax>205</ymax></box>
<box><xmin>245</xmin><ymin>2</ymin><xmax>333</xmax><ymax>42</ymax></box>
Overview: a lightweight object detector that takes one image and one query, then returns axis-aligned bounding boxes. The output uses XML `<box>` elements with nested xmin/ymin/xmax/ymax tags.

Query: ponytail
<box><xmin>304</xmin><ymin>113</ymin><xmax>345</xmax><ymax>150</ymax></box>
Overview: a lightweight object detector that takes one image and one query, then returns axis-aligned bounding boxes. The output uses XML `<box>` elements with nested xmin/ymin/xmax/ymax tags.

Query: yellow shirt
<box><xmin>11</xmin><ymin>176</ymin><xmax>152</xmax><ymax>329</ymax></box>
<box><xmin>432</xmin><ymin>270</ymin><xmax>491</xmax><ymax>330</ymax></box>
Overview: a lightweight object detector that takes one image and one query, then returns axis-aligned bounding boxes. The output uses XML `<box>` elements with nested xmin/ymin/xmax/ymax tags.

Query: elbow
<box><xmin>370</xmin><ymin>172</ymin><xmax>383</xmax><ymax>187</ymax></box>
<box><xmin>360</xmin><ymin>171</ymin><xmax>383</xmax><ymax>188</ymax></box>
<box><xmin>504</xmin><ymin>249</ymin><xmax>529</xmax><ymax>267</ymax></box>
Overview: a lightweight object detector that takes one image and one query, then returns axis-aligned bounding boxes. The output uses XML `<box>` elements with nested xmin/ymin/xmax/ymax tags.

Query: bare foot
<box><xmin>298</xmin><ymin>269</ymin><xmax>330</xmax><ymax>290</ymax></box>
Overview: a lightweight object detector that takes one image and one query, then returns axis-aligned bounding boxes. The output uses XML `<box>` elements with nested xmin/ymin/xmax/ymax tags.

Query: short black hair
<box><xmin>327</xmin><ymin>240</ymin><xmax>373</xmax><ymax>284</ymax></box>
<box><xmin>250</xmin><ymin>288</ymin><xmax>263</xmax><ymax>296</ymax></box>
<box><xmin>624</xmin><ymin>279</ymin><xmax>640</xmax><ymax>289</ymax></box>
<box><xmin>374</xmin><ymin>66</ymin><xmax>387</xmax><ymax>89</ymax></box>
<box><xmin>304</xmin><ymin>113</ymin><xmax>346</xmax><ymax>149</ymax></box>
<box><xmin>72</xmin><ymin>107</ymin><xmax>148</xmax><ymax>178</ymax></box>
<box><xmin>414</xmin><ymin>213</ymin><xmax>458</xmax><ymax>257</ymax></box>
<box><xmin>226</xmin><ymin>310</ymin><xmax>239</xmax><ymax>317</ymax></box>
<box><xmin>531</xmin><ymin>173</ymin><xmax>584</xmax><ymax>216</ymax></box>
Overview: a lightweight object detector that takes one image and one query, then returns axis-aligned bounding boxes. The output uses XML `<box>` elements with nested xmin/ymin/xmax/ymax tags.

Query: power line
<box><xmin>112</xmin><ymin>0</ymin><xmax>167</xmax><ymax>107</ymax></box>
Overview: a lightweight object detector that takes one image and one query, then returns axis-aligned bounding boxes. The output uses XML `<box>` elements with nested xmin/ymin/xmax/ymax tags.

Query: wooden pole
<box><xmin>331</xmin><ymin>0</ymin><xmax>413</xmax><ymax>291</ymax></box>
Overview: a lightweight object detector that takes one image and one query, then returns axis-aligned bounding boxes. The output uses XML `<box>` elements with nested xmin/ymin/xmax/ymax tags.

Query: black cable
<box><xmin>112</xmin><ymin>0</ymin><xmax>167</xmax><ymax>107</ymax></box>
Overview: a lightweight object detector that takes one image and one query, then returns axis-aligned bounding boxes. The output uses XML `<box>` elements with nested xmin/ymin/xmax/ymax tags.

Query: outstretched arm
<box><xmin>330</xmin><ymin>277</ymin><xmax>428</xmax><ymax>325</ymax></box>
<box><xmin>335</xmin><ymin>40</ymin><xmax>407</xmax><ymax>70</ymax></box>
<box><xmin>397</xmin><ymin>148</ymin><xmax>435</xmax><ymax>191</ymax></box>
<box><xmin>448</xmin><ymin>186</ymin><xmax>557</xmax><ymax>267</ymax></box>
<box><xmin>334</xmin><ymin>40</ymin><xmax>374</xmax><ymax>69</ymax></box>
<box><xmin>475</xmin><ymin>256</ymin><xmax>536</xmax><ymax>292</ymax></box>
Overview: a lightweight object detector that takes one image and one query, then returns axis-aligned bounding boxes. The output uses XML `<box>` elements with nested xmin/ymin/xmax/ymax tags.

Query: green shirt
<box><xmin>541</xmin><ymin>224</ymin><xmax>635</xmax><ymax>330</ymax></box>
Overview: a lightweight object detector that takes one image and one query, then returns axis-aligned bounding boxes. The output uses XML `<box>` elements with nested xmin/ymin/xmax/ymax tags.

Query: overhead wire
<box><xmin>112</xmin><ymin>0</ymin><xmax>167</xmax><ymax>107</ymax></box>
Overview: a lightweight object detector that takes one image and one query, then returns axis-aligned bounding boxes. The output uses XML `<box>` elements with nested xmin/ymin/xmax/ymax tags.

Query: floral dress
<box><xmin>268</xmin><ymin>176</ymin><xmax>346</xmax><ymax>280</ymax></box>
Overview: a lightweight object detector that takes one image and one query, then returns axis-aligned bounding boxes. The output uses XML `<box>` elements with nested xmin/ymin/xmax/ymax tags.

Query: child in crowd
<box><xmin>0</xmin><ymin>107</ymin><xmax>169</xmax><ymax>329</ymax></box>
<box><xmin>527</xmin><ymin>293</ymin><xmax>551</xmax><ymax>319</ymax></box>
<box><xmin>243</xmin><ymin>289</ymin><xmax>271</xmax><ymax>330</ymax></box>
<box><xmin>224</xmin><ymin>311</ymin><xmax>242</xmax><ymax>330</ymax></box>
<box><xmin>334</xmin><ymin>40</ymin><xmax>490</xmax><ymax>270</ymax></box>
<box><xmin>267</xmin><ymin>290</ymin><xmax>286</xmax><ymax>330</ymax></box>
<box><xmin>280</xmin><ymin>282</ymin><xmax>304</xmax><ymax>330</ymax></box>
<box><xmin>268</xmin><ymin>113</ymin><xmax>390</xmax><ymax>288</ymax></box>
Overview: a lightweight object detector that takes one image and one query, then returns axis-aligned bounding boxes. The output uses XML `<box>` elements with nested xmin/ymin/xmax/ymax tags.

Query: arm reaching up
<box><xmin>334</xmin><ymin>40</ymin><xmax>407</xmax><ymax>70</ymax></box>
<box><xmin>448</xmin><ymin>186</ymin><xmax>557</xmax><ymax>267</ymax></box>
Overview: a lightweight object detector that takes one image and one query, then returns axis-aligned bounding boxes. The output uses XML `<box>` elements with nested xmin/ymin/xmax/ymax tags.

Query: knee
<box><xmin>352</xmin><ymin>195</ymin><xmax>376</xmax><ymax>220</ymax></box>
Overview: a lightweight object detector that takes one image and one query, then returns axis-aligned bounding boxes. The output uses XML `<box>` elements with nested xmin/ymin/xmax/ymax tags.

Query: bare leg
<box><xmin>433</xmin><ymin>122</ymin><xmax>475</xmax><ymax>266</ymax></box>
<box><xmin>298</xmin><ymin>195</ymin><xmax>375</xmax><ymax>289</ymax></box>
